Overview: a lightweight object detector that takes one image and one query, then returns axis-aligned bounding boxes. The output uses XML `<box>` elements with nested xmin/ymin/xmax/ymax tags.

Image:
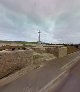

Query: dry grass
<box><xmin>67</xmin><ymin>46</ymin><xmax>79</xmax><ymax>54</ymax></box>
<box><xmin>33</xmin><ymin>52</ymin><xmax>56</xmax><ymax>65</ymax></box>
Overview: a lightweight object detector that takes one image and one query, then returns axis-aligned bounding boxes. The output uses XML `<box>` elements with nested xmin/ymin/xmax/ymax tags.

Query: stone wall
<box><xmin>0</xmin><ymin>49</ymin><xmax>33</xmax><ymax>79</ymax></box>
<box><xmin>32</xmin><ymin>47</ymin><xmax>45</xmax><ymax>54</ymax></box>
<box><xmin>45</xmin><ymin>47</ymin><xmax>56</xmax><ymax>54</ymax></box>
<box><xmin>32</xmin><ymin>46</ymin><xmax>68</xmax><ymax>58</ymax></box>
<box><xmin>58</xmin><ymin>47</ymin><xmax>67</xmax><ymax>58</ymax></box>
<box><xmin>45</xmin><ymin>47</ymin><xmax>67</xmax><ymax>58</ymax></box>
<box><xmin>0</xmin><ymin>45</ymin><xmax>27</xmax><ymax>51</ymax></box>
<box><xmin>0</xmin><ymin>49</ymin><xmax>33</xmax><ymax>64</ymax></box>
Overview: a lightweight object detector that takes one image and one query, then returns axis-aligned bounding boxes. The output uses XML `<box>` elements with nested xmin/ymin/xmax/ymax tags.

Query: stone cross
<box><xmin>38</xmin><ymin>30</ymin><xmax>41</xmax><ymax>42</ymax></box>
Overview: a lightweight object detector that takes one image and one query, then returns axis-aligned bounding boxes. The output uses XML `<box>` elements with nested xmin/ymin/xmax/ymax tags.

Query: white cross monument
<box><xmin>38</xmin><ymin>30</ymin><xmax>41</xmax><ymax>44</ymax></box>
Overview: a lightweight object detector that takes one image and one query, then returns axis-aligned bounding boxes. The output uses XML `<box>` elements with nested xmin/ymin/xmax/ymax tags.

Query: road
<box><xmin>0</xmin><ymin>51</ymin><xmax>80</xmax><ymax>92</ymax></box>
<box><xmin>50</xmin><ymin>59</ymin><xmax>80</xmax><ymax>92</ymax></box>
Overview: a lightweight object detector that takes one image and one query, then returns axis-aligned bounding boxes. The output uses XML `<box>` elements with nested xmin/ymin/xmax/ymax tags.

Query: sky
<box><xmin>0</xmin><ymin>0</ymin><xmax>80</xmax><ymax>43</ymax></box>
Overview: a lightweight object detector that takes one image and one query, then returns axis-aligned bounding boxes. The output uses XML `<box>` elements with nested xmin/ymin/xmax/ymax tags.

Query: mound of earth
<box><xmin>33</xmin><ymin>52</ymin><xmax>56</xmax><ymax>66</ymax></box>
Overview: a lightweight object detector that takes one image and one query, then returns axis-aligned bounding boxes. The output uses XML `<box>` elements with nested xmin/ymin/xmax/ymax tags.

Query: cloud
<box><xmin>0</xmin><ymin>0</ymin><xmax>80</xmax><ymax>43</ymax></box>
<box><xmin>0</xmin><ymin>0</ymin><xmax>80</xmax><ymax>18</ymax></box>
<box><xmin>54</xmin><ymin>12</ymin><xmax>80</xmax><ymax>43</ymax></box>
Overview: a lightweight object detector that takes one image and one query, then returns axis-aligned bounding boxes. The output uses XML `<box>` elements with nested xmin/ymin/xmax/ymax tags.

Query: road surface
<box><xmin>0</xmin><ymin>51</ymin><xmax>80</xmax><ymax>92</ymax></box>
<box><xmin>50</xmin><ymin>59</ymin><xmax>80</xmax><ymax>92</ymax></box>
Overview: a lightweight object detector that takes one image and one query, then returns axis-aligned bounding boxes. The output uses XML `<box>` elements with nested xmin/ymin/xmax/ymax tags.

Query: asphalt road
<box><xmin>0</xmin><ymin>51</ymin><xmax>80</xmax><ymax>92</ymax></box>
<box><xmin>50</xmin><ymin>59</ymin><xmax>80</xmax><ymax>92</ymax></box>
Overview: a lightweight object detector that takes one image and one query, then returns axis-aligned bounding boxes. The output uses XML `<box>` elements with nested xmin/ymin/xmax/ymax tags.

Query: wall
<box><xmin>0</xmin><ymin>49</ymin><xmax>33</xmax><ymax>64</ymax></box>
<box><xmin>32</xmin><ymin>46</ymin><xmax>45</xmax><ymax>54</ymax></box>
<box><xmin>58</xmin><ymin>47</ymin><xmax>67</xmax><ymax>58</ymax></box>
<box><xmin>45</xmin><ymin>47</ymin><xmax>67</xmax><ymax>58</ymax></box>
<box><xmin>0</xmin><ymin>49</ymin><xmax>33</xmax><ymax>79</ymax></box>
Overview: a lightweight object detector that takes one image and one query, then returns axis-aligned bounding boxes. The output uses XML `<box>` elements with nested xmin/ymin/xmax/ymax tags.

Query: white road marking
<box><xmin>39</xmin><ymin>70</ymin><xmax>67</xmax><ymax>92</ymax></box>
<box><xmin>61</xmin><ymin>56</ymin><xmax>80</xmax><ymax>70</ymax></box>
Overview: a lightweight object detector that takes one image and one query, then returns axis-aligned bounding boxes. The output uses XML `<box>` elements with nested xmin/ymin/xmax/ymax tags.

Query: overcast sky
<box><xmin>0</xmin><ymin>0</ymin><xmax>80</xmax><ymax>43</ymax></box>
